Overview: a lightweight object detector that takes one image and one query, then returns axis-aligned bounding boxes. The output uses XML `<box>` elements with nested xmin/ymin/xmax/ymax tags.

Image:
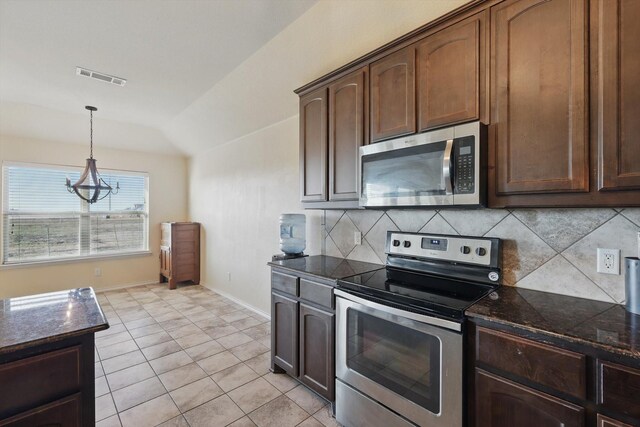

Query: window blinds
<box><xmin>2</xmin><ymin>163</ymin><xmax>148</xmax><ymax>264</ymax></box>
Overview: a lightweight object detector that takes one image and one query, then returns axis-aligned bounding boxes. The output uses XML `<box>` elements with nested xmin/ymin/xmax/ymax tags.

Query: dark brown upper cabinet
<box><xmin>491</xmin><ymin>0</ymin><xmax>589</xmax><ymax>197</ymax></box>
<box><xmin>370</xmin><ymin>46</ymin><xmax>416</xmax><ymax>142</ymax></box>
<box><xmin>299</xmin><ymin>88</ymin><xmax>328</xmax><ymax>202</ymax></box>
<box><xmin>296</xmin><ymin>0</ymin><xmax>640</xmax><ymax>208</ymax></box>
<box><xmin>416</xmin><ymin>12</ymin><xmax>485</xmax><ymax>132</ymax></box>
<box><xmin>328</xmin><ymin>67</ymin><xmax>368</xmax><ymax>201</ymax></box>
<box><xmin>593</xmin><ymin>0</ymin><xmax>640</xmax><ymax>192</ymax></box>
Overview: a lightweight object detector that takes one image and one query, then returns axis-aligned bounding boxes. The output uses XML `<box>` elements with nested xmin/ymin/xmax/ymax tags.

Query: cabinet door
<box><xmin>0</xmin><ymin>393</ymin><xmax>81</xmax><ymax>427</ymax></box>
<box><xmin>299</xmin><ymin>87</ymin><xmax>328</xmax><ymax>202</ymax></box>
<box><xmin>417</xmin><ymin>13</ymin><xmax>483</xmax><ymax>131</ymax></box>
<box><xmin>475</xmin><ymin>369</ymin><xmax>584</xmax><ymax>427</ymax></box>
<box><xmin>299</xmin><ymin>302</ymin><xmax>335</xmax><ymax>400</ymax></box>
<box><xmin>271</xmin><ymin>292</ymin><xmax>298</xmax><ymax>375</ymax></box>
<box><xmin>597</xmin><ymin>414</ymin><xmax>634</xmax><ymax>427</ymax></box>
<box><xmin>328</xmin><ymin>67</ymin><xmax>367</xmax><ymax>201</ymax></box>
<box><xmin>491</xmin><ymin>0</ymin><xmax>588</xmax><ymax>196</ymax></box>
<box><xmin>593</xmin><ymin>0</ymin><xmax>640</xmax><ymax>191</ymax></box>
<box><xmin>370</xmin><ymin>46</ymin><xmax>416</xmax><ymax>142</ymax></box>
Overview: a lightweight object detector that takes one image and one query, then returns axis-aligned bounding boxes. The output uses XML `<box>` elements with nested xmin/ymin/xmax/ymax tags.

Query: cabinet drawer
<box><xmin>598</xmin><ymin>360</ymin><xmax>640</xmax><ymax>419</ymax></box>
<box><xmin>0</xmin><ymin>393</ymin><xmax>81</xmax><ymax>427</ymax></box>
<box><xmin>0</xmin><ymin>346</ymin><xmax>81</xmax><ymax>418</ymax></box>
<box><xmin>299</xmin><ymin>279</ymin><xmax>333</xmax><ymax>309</ymax></box>
<box><xmin>476</xmin><ymin>327</ymin><xmax>586</xmax><ymax>399</ymax></box>
<box><xmin>597</xmin><ymin>414</ymin><xmax>634</xmax><ymax>427</ymax></box>
<box><xmin>272</xmin><ymin>271</ymin><xmax>299</xmax><ymax>296</ymax></box>
<box><xmin>174</xmin><ymin>252</ymin><xmax>196</xmax><ymax>264</ymax></box>
<box><xmin>174</xmin><ymin>227</ymin><xmax>198</xmax><ymax>242</ymax></box>
<box><xmin>475</xmin><ymin>369</ymin><xmax>584</xmax><ymax>427</ymax></box>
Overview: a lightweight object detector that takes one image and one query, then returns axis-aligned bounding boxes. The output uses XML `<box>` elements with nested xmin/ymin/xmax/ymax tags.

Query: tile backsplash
<box><xmin>322</xmin><ymin>208</ymin><xmax>640</xmax><ymax>304</ymax></box>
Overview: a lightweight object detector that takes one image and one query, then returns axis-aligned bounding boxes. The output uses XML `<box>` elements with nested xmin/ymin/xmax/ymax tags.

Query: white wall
<box><xmin>189</xmin><ymin>117</ymin><xmax>323</xmax><ymax>315</ymax></box>
<box><xmin>0</xmin><ymin>134</ymin><xmax>188</xmax><ymax>298</ymax></box>
<box><xmin>188</xmin><ymin>0</ymin><xmax>467</xmax><ymax>314</ymax></box>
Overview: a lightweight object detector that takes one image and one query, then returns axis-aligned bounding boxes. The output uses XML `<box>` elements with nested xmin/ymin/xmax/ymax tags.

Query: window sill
<box><xmin>0</xmin><ymin>251</ymin><xmax>153</xmax><ymax>270</ymax></box>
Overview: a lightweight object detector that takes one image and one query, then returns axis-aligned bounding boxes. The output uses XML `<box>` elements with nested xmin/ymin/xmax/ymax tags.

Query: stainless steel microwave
<box><xmin>359</xmin><ymin>121</ymin><xmax>486</xmax><ymax>207</ymax></box>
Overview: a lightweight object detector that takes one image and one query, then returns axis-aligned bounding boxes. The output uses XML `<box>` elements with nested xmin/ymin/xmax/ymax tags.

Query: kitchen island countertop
<box><xmin>0</xmin><ymin>287</ymin><xmax>109</xmax><ymax>356</ymax></box>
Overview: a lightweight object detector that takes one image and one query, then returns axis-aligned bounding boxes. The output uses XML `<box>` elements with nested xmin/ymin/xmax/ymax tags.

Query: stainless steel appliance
<box><xmin>359</xmin><ymin>121</ymin><xmax>486</xmax><ymax>207</ymax></box>
<box><xmin>335</xmin><ymin>231</ymin><xmax>501</xmax><ymax>427</ymax></box>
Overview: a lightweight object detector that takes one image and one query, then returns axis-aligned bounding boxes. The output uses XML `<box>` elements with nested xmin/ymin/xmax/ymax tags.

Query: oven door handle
<box><xmin>443</xmin><ymin>138</ymin><xmax>454</xmax><ymax>195</ymax></box>
<box><xmin>334</xmin><ymin>289</ymin><xmax>461</xmax><ymax>332</ymax></box>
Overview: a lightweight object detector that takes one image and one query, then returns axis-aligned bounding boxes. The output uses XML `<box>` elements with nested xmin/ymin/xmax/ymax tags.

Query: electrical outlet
<box><xmin>354</xmin><ymin>231</ymin><xmax>362</xmax><ymax>245</ymax></box>
<box><xmin>94</xmin><ymin>268</ymin><xmax>101</xmax><ymax>277</ymax></box>
<box><xmin>597</xmin><ymin>248</ymin><xmax>620</xmax><ymax>275</ymax></box>
<box><xmin>227</xmin><ymin>272</ymin><xmax>231</xmax><ymax>281</ymax></box>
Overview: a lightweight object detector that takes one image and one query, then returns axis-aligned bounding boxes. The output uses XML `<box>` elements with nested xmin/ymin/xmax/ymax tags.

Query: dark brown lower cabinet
<box><xmin>0</xmin><ymin>394</ymin><xmax>81</xmax><ymax>427</ymax></box>
<box><xmin>469</xmin><ymin>320</ymin><xmax>640</xmax><ymax>427</ymax></box>
<box><xmin>299</xmin><ymin>303</ymin><xmax>335</xmax><ymax>400</ymax></box>
<box><xmin>0</xmin><ymin>334</ymin><xmax>97</xmax><ymax>426</ymax></box>
<box><xmin>475</xmin><ymin>369</ymin><xmax>584</xmax><ymax>427</ymax></box>
<box><xmin>271</xmin><ymin>292</ymin><xmax>298</xmax><ymax>376</ymax></box>
<box><xmin>271</xmin><ymin>268</ymin><xmax>336</xmax><ymax>402</ymax></box>
<box><xmin>597</xmin><ymin>360</ymin><xmax>640</xmax><ymax>420</ymax></box>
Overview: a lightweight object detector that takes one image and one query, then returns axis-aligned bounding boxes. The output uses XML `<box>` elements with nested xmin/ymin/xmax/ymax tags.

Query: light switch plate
<box><xmin>597</xmin><ymin>248</ymin><xmax>620</xmax><ymax>275</ymax></box>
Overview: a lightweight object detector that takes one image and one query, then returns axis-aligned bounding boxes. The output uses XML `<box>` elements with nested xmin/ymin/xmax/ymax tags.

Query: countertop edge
<box><xmin>466</xmin><ymin>311</ymin><xmax>640</xmax><ymax>361</ymax></box>
<box><xmin>0</xmin><ymin>322</ymin><xmax>109</xmax><ymax>356</ymax></box>
<box><xmin>268</xmin><ymin>263</ymin><xmax>339</xmax><ymax>282</ymax></box>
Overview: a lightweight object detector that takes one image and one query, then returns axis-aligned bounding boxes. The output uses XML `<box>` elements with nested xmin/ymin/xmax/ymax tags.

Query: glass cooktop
<box><xmin>337</xmin><ymin>267</ymin><xmax>497</xmax><ymax>321</ymax></box>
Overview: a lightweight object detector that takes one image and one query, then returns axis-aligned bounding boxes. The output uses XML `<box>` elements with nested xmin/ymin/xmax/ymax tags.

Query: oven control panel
<box><xmin>387</xmin><ymin>231</ymin><xmax>498</xmax><ymax>267</ymax></box>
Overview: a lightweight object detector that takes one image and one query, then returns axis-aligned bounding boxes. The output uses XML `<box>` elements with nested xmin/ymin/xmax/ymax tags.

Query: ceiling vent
<box><xmin>76</xmin><ymin>67</ymin><xmax>126</xmax><ymax>87</ymax></box>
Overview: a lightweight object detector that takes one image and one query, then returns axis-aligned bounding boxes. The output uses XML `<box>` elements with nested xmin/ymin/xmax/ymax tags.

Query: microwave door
<box><xmin>360</xmin><ymin>139</ymin><xmax>452</xmax><ymax>207</ymax></box>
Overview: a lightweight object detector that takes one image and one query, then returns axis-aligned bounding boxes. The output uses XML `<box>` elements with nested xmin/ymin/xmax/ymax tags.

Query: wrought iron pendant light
<box><xmin>66</xmin><ymin>106</ymin><xmax>119</xmax><ymax>203</ymax></box>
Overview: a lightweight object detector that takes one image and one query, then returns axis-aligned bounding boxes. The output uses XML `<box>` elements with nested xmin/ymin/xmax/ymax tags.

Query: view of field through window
<box><xmin>2</xmin><ymin>165</ymin><xmax>148</xmax><ymax>264</ymax></box>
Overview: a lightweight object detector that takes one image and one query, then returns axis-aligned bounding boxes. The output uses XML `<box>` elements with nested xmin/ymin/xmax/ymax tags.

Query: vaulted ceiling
<box><xmin>0</xmin><ymin>0</ymin><xmax>316</xmax><ymax>155</ymax></box>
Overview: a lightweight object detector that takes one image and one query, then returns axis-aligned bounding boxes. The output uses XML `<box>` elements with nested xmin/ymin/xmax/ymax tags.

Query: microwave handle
<box><xmin>443</xmin><ymin>139</ymin><xmax>454</xmax><ymax>195</ymax></box>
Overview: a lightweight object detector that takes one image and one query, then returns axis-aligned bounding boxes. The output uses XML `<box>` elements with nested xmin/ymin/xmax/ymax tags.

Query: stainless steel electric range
<box><xmin>335</xmin><ymin>231</ymin><xmax>502</xmax><ymax>427</ymax></box>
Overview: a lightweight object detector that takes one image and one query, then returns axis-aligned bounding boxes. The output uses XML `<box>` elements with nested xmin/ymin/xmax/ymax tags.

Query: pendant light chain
<box><xmin>89</xmin><ymin>109</ymin><xmax>93</xmax><ymax>159</ymax></box>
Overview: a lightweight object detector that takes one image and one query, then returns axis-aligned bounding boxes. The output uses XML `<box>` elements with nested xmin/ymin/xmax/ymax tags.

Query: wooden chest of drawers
<box><xmin>160</xmin><ymin>222</ymin><xmax>200</xmax><ymax>289</ymax></box>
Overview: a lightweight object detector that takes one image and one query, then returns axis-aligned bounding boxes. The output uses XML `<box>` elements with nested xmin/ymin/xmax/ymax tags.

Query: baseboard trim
<box><xmin>201</xmin><ymin>282</ymin><xmax>271</xmax><ymax>320</ymax></box>
<box><xmin>94</xmin><ymin>280</ymin><xmax>159</xmax><ymax>293</ymax></box>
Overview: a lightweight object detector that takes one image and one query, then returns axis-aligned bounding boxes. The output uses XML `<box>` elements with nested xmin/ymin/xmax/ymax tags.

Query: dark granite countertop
<box><xmin>466</xmin><ymin>286</ymin><xmax>640</xmax><ymax>361</ymax></box>
<box><xmin>0</xmin><ymin>287</ymin><xmax>109</xmax><ymax>355</ymax></box>
<box><xmin>268</xmin><ymin>255</ymin><xmax>384</xmax><ymax>281</ymax></box>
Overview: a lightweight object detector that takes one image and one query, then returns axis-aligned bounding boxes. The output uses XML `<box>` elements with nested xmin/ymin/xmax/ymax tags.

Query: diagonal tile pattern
<box><xmin>324</xmin><ymin>207</ymin><xmax>640</xmax><ymax>304</ymax></box>
<box><xmin>95</xmin><ymin>283</ymin><xmax>341</xmax><ymax>427</ymax></box>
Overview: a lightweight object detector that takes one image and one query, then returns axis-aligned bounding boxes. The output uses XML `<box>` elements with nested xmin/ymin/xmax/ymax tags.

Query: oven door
<box><xmin>335</xmin><ymin>290</ymin><xmax>463</xmax><ymax>427</ymax></box>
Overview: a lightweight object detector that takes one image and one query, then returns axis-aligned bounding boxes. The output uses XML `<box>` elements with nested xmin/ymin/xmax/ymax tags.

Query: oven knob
<box><xmin>476</xmin><ymin>247</ymin><xmax>487</xmax><ymax>256</ymax></box>
<box><xmin>392</xmin><ymin>239</ymin><xmax>401</xmax><ymax>247</ymax></box>
<box><xmin>403</xmin><ymin>241</ymin><xmax>411</xmax><ymax>248</ymax></box>
<box><xmin>460</xmin><ymin>246</ymin><xmax>471</xmax><ymax>254</ymax></box>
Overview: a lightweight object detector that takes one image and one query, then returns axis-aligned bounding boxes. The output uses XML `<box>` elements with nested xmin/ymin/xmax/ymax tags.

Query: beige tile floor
<box><xmin>95</xmin><ymin>283</ymin><xmax>340</xmax><ymax>427</ymax></box>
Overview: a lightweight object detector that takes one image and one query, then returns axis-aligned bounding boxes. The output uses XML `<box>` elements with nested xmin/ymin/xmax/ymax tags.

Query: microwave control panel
<box><xmin>454</xmin><ymin>136</ymin><xmax>475</xmax><ymax>194</ymax></box>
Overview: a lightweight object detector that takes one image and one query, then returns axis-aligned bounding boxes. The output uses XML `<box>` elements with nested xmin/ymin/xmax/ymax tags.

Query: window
<box><xmin>2</xmin><ymin>162</ymin><xmax>149</xmax><ymax>265</ymax></box>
